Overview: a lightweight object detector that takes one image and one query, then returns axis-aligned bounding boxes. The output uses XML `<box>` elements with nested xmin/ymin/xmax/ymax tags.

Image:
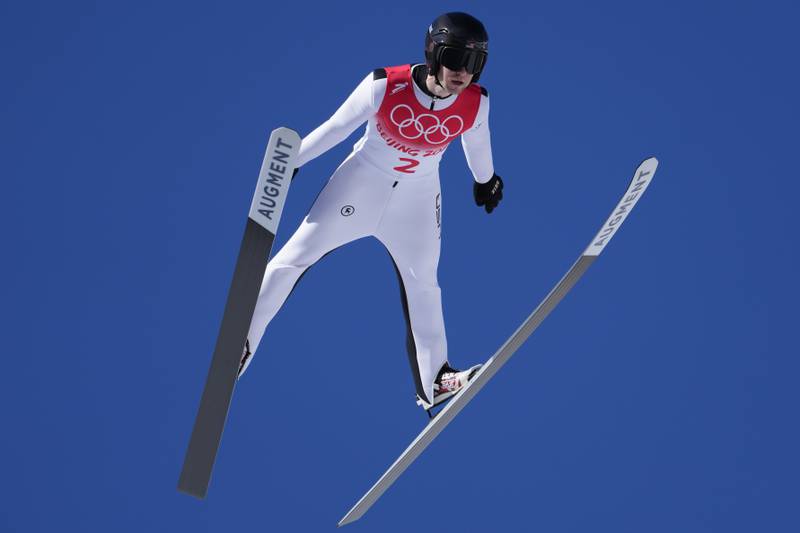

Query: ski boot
<box><xmin>416</xmin><ymin>362</ymin><xmax>482</xmax><ymax>414</ymax></box>
<box><xmin>237</xmin><ymin>340</ymin><xmax>252</xmax><ymax>379</ymax></box>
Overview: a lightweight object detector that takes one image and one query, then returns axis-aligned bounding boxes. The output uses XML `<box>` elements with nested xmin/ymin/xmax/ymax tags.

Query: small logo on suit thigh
<box><xmin>341</xmin><ymin>205</ymin><xmax>355</xmax><ymax>216</ymax></box>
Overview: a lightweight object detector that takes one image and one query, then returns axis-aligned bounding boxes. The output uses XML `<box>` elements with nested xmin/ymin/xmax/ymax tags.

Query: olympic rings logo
<box><xmin>389</xmin><ymin>104</ymin><xmax>464</xmax><ymax>145</ymax></box>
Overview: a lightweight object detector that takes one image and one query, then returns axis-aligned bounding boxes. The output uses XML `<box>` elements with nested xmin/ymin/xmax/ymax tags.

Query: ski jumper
<box><xmin>246</xmin><ymin>64</ymin><xmax>494</xmax><ymax>404</ymax></box>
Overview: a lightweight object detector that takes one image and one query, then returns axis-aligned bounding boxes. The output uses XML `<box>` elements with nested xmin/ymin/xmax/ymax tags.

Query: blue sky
<box><xmin>2</xmin><ymin>1</ymin><xmax>798</xmax><ymax>532</ymax></box>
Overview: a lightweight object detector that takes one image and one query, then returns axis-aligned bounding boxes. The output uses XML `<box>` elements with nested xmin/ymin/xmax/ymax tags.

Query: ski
<box><xmin>178</xmin><ymin>127</ymin><xmax>301</xmax><ymax>499</ymax></box>
<box><xmin>338</xmin><ymin>157</ymin><xmax>659</xmax><ymax>526</ymax></box>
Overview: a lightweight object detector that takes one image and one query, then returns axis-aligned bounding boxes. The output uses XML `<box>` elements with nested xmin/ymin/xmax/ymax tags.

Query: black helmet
<box><xmin>425</xmin><ymin>12</ymin><xmax>489</xmax><ymax>83</ymax></box>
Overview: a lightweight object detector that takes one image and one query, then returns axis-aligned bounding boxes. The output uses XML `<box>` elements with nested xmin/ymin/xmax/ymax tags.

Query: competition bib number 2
<box><xmin>394</xmin><ymin>157</ymin><xmax>420</xmax><ymax>174</ymax></box>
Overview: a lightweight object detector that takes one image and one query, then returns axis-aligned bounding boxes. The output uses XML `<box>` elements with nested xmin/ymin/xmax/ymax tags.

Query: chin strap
<box><xmin>427</xmin><ymin>64</ymin><xmax>446</xmax><ymax>92</ymax></box>
<box><xmin>422</xmin><ymin>65</ymin><xmax>450</xmax><ymax>98</ymax></box>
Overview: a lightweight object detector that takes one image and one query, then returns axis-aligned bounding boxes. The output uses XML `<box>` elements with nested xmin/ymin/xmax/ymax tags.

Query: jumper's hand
<box><xmin>473</xmin><ymin>173</ymin><xmax>504</xmax><ymax>214</ymax></box>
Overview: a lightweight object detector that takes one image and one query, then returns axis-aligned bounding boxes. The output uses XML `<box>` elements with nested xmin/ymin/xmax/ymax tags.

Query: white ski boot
<box><xmin>417</xmin><ymin>362</ymin><xmax>482</xmax><ymax>411</ymax></box>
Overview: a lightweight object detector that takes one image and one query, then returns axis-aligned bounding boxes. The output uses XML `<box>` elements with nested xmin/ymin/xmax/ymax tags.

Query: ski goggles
<box><xmin>437</xmin><ymin>46</ymin><xmax>487</xmax><ymax>75</ymax></box>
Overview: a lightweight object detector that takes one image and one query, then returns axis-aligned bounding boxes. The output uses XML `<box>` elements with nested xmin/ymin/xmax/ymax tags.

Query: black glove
<box><xmin>473</xmin><ymin>173</ymin><xmax>504</xmax><ymax>214</ymax></box>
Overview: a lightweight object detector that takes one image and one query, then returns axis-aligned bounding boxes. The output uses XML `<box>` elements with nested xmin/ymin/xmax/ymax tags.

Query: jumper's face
<box><xmin>438</xmin><ymin>65</ymin><xmax>474</xmax><ymax>94</ymax></box>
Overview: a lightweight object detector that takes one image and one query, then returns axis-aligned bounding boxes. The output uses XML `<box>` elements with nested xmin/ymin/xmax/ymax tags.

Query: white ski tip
<box><xmin>584</xmin><ymin>157</ymin><xmax>658</xmax><ymax>256</ymax></box>
<box><xmin>248</xmin><ymin>127</ymin><xmax>301</xmax><ymax>234</ymax></box>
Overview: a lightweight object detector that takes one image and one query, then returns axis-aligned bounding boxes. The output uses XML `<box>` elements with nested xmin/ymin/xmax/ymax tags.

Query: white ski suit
<box><xmin>245</xmin><ymin>64</ymin><xmax>495</xmax><ymax>404</ymax></box>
